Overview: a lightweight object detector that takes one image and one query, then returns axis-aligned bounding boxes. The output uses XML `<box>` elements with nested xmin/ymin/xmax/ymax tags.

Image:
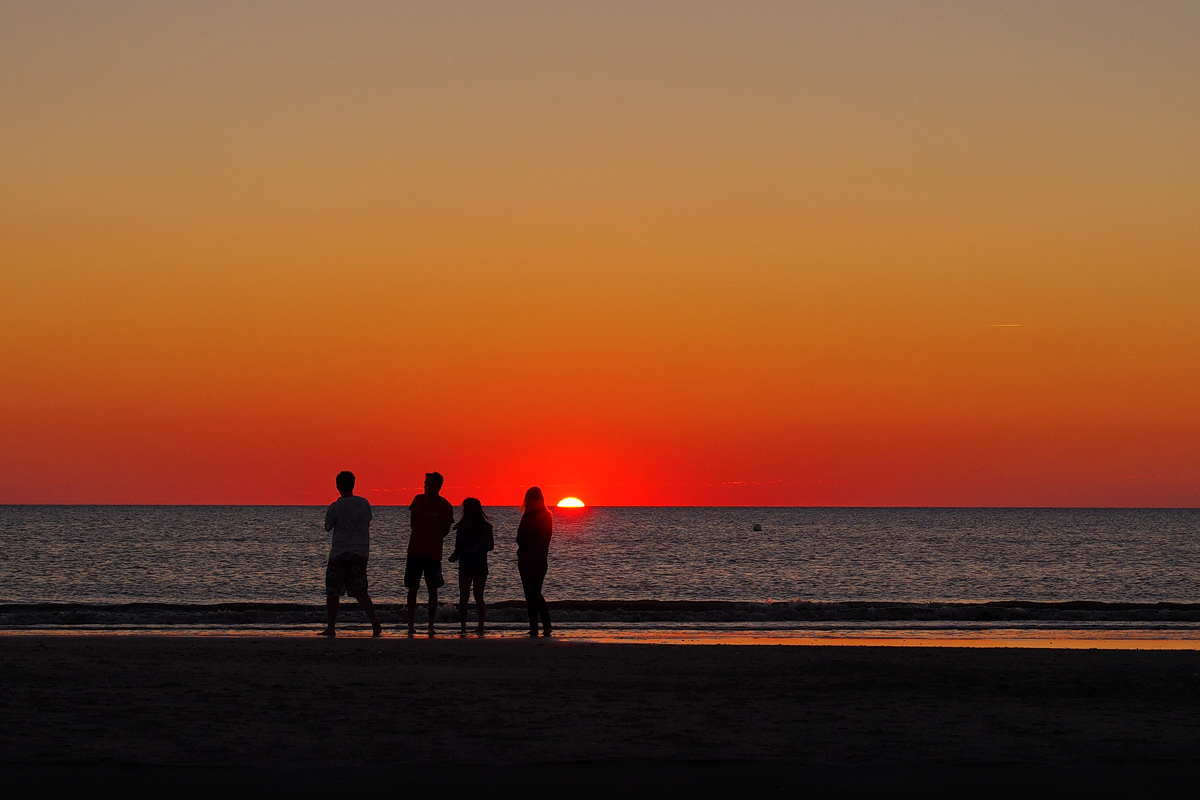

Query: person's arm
<box><xmin>485</xmin><ymin>524</ymin><xmax>495</xmax><ymax>553</ymax></box>
<box><xmin>324</xmin><ymin>503</ymin><xmax>336</xmax><ymax>533</ymax></box>
<box><xmin>442</xmin><ymin>502</ymin><xmax>454</xmax><ymax>538</ymax></box>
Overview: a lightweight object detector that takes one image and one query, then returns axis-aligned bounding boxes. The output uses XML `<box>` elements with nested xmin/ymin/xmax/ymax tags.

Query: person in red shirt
<box><xmin>406</xmin><ymin>471</ymin><xmax>455</xmax><ymax>636</ymax></box>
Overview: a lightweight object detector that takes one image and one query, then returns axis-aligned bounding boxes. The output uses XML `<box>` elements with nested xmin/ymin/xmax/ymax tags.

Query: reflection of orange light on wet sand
<box><xmin>557</xmin><ymin>497</ymin><xmax>585</xmax><ymax>508</ymax></box>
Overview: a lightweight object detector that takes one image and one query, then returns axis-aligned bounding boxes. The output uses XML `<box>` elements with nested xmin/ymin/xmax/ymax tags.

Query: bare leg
<box><xmin>458</xmin><ymin>576</ymin><xmax>471</xmax><ymax>635</ymax></box>
<box><xmin>352</xmin><ymin>591</ymin><xmax>383</xmax><ymax>637</ymax></box>
<box><xmin>474</xmin><ymin>576</ymin><xmax>487</xmax><ymax>633</ymax></box>
<box><xmin>427</xmin><ymin>587</ymin><xmax>438</xmax><ymax>636</ymax></box>
<box><xmin>539</xmin><ymin>594</ymin><xmax>552</xmax><ymax>636</ymax></box>
<box><xmin>407</xmin><ymin>586</ymin><xmax>419</xmax><ymax>636</ymax></box>
<box><xmin>320</xmin><ymin>595</ymin><xmax>338</xmax><ymax>636</ymax></box>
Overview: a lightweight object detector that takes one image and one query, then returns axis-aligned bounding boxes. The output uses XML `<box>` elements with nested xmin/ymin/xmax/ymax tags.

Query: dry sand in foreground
<box><xmin>3</xmin><ymin>635</ymin><xmax>1200</xmax><ymax>797</ymax></box>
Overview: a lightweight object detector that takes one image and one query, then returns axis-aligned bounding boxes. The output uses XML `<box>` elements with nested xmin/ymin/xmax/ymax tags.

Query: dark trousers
<box><xmin>518</xmin><ymin>559</ymin><xmax>551</xmax><ymax>634</ymax></box>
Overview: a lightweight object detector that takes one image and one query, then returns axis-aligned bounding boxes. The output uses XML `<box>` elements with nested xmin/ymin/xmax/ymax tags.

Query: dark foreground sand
<box><xmin>4</xmin><ymin>635</ymin><xmax>1200</xmax><ymax>798</ymax></box>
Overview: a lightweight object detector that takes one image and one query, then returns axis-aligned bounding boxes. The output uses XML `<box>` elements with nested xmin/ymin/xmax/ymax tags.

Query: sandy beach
<box><xmin>4</xmin><ymin>635</ymin><xmax>1200</xmax><ymax>797</ymax></box>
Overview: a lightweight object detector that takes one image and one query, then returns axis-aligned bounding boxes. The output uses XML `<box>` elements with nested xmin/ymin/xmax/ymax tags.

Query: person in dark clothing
<box><xmin>448</xmin><ymin>497</ymin><xmax>494</xmax><ymax>636</ymax></box>
<box><xmin>516</xmin><ymin>486</ymin><xmax>553</xmax><ymax>637</ymax></box>
<box><xmin>406</xmin><ymin>471</ymin><xmax>455</xmax><ymax>637</ymax></box>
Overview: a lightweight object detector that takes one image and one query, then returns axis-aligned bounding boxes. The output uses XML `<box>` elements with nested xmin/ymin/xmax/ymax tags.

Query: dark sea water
<box><xmin>2</xmin><ymin>506</ymin><xmax>1198</xmax><ymax>634</ymax></box>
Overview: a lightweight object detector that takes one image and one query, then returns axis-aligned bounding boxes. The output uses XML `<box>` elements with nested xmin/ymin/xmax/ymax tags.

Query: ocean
<box><xmin>2</xmin><ymin>506</ymin><xmax>1198</xmax><ymax>638</ymax></box>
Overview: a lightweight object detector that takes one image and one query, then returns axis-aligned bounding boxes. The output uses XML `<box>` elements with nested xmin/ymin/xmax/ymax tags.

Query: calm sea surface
<box><xmin>1</xmin><ymin>506</ymin><xmax>1197</xmax><ymax>606</ymax></box>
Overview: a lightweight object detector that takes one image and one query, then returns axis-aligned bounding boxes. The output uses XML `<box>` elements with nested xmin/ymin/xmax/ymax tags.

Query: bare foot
<box><xmin>318</xmin><ymin>628</ymin><xmax>336</xmax><ymax>637</ymax></box>
<box><xmin>476</xmin><ymin>626</ymin><xmax>486</xmax><ymax>635</ymax></box>
<box><xmin>372</xmin><ymin>623</ymin><xmax>383</xmax><ymax>637</ymax></box>
<box><xmin>427</xmin><ymin>627</ymin><xmax>436</xmax><ymax>638</ymax></box>
<box><xmin>407</xmin><ymin>626</ymin><xmax>416</xmax><ymax>638</ymax></box>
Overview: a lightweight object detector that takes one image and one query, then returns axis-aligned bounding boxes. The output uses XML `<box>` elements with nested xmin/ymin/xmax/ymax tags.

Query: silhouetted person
<box><xmin>320</xmin><ymin>471</ymin><xmax>382</xmax><ymax>637</ymax></box>
<box><xmin>406</xmin><ymin>471</ymin><xmax>455</xmax><ymax>636</ymax></box>
<box><xmin>448</xmin><ymin>497</ymin><xmax>495</xmax><ymax>636</ymax></box>
<box><xmin>516</xmin><ymin>486</ymin><xmax>553</xmax><ymax>637</ymax></box>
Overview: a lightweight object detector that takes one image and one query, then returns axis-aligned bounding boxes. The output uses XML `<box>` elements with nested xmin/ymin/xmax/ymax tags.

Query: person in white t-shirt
<box><xmin>319</xmin><ymin>471</ymin><xmax>382</xmax><ymax>637</ymax></box>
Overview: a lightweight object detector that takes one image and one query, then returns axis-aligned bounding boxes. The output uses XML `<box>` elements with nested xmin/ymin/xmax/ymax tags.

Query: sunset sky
<box><xmin>2</xmin><ymin>2</ymin><xmax>1198</xmax><ymax>506</ymax></box>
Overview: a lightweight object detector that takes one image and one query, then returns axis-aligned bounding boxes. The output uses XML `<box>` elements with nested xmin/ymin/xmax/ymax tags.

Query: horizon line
<box><xmin>1</xmin><ymin>503</ymin><xmax>1196</xmax><ymax>510</ymax></box>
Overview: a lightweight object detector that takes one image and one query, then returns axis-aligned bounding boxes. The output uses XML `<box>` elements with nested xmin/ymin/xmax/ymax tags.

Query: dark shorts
<box><xmin>404</xmin><ymin>555</ymin><xmax>445</xmax><ymax>590</ymax></box>
<box><xmin>458</xmin><ymin>558</ymin><xmax>489</xmax><ymax>583</ymax></box>
<box><xmin>326</xmin><ymin>553</ymin><xmax>369</xmax><ymax>598</ymax></box>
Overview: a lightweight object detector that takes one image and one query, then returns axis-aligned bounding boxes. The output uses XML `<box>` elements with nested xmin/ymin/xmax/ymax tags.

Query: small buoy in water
<box><xmin>753</xmin><ymin>523</ymin><xmax>762</xmax><ymax>531</ymax></box>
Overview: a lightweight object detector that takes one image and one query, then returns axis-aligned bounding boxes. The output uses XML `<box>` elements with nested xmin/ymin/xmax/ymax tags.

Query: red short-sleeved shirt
<box><xmin>408</xmin><ymin>493</ymin><xmax>455</xmax><ymax>559</ymax></box>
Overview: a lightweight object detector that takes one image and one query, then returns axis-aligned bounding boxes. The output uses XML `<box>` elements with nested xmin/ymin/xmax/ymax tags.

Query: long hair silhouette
<box><xmin>520</xmin><ymin>486</ymin><xmax>549</xmax><ymax>517</ymax></box>
<box><xmin>516</xmin><ymin>485</ymin><xmax>553</xmax><ymax>636</ymax></box>
<box><xmin>454</xmin><ymin>497</ymin><xmax>490</xmax><ymax>529</ymax></box>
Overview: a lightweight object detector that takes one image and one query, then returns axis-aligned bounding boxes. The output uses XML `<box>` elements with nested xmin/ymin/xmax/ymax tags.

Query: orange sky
<box><xmin>2</xmin><ymin>2</ymin><xmax>1198</xmax><ymax>506</ymax></box>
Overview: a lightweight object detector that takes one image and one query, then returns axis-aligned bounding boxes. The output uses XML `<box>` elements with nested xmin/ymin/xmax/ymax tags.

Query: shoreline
<box><xmin>7</xmin><ymin>598</ymin><xmax>1200</xmax><ymax>628</ymax></box>
<box><xmin>6</xmin><ymin>597</ymin><xmax>1200</xmax><ymax>647</ymax></box>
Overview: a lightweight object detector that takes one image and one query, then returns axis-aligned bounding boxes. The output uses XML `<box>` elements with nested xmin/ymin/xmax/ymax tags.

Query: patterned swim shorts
<box><xmin>326</xmin><ymin>553</ymin><xmax>369</xmax><ymax>598</ymax></box>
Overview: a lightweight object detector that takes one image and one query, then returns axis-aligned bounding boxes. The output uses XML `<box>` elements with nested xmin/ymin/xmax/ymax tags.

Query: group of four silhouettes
<box><xmin>320</xmin><ymin>470</ymin><xmax>553</xmax><ymax>638</ymax></box>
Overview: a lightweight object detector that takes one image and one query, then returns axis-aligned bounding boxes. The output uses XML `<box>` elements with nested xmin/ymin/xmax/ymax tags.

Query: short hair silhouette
<box><xmin>425</xmin><ymin>472</ymin><xmax>444</xmax><ymax>489</ymax></box>
<box><xmin>336</xmin><ymin>471</ymin><xmax>355</xmax><ymax>493</ymax></box>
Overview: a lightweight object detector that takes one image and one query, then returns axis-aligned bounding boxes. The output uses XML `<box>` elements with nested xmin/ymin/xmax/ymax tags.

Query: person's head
<box><xmin>335</xmin><ymin>471</ymin><xmax>355</xmax><ymax>496</ymax></box>
<box><xmin>520</xmin><ymin>486</ymin><xmax>548</xmax><ymax>516</ymax></box>
<box><xmin>461</xmin><ymin>497</ymin><xmax>487</xmax><ymax>520</ymax></box>
<box><xmin>455</xmin><ymin>497</ymin><xmax>490</xmax><ymax>529</ymax></box>
<box><xmin>424</xmin><ymin>472</ymin><xmax>444</xmax><ymax>495</ymax></box>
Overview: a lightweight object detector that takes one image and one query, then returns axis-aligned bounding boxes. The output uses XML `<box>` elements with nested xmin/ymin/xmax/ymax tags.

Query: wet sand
<box><xmin>4</xmin><ymin>635</ymin><xmax>1200</xmax><ymax>797</ymax></box>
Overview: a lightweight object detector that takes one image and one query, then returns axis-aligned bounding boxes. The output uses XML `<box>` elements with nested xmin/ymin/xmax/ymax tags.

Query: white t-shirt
<box><xmin>326</xmin><ymin>495</ymin><xmax>372</xmax><ymax>559</ymax></box>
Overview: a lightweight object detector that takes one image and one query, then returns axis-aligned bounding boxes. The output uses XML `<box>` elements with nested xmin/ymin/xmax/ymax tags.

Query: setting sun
<box><xmin>557</xmin><ymin>497</ymin><xmax>585</xmax><ymax>508</ymax></box>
